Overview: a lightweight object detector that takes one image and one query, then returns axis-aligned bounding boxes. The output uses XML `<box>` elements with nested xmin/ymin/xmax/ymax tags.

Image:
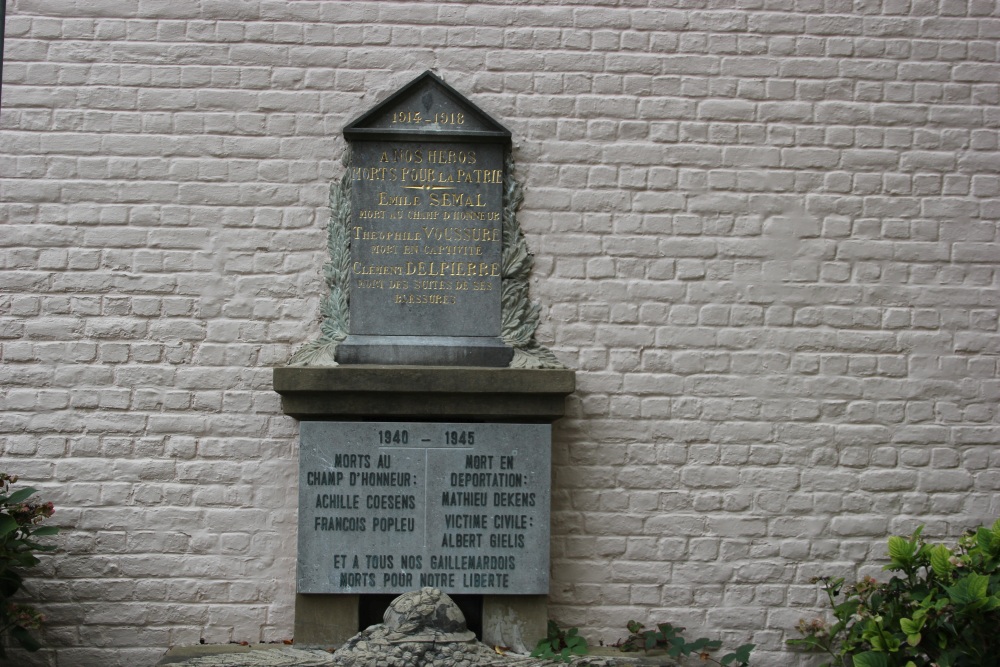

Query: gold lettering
<box><xmin>352</xmin><ymin>229</ymin><xmax>422</xmax><ymax>242</ymax></box>
<box><xmin>390</xmin><ymin>148</ymin><xmax>423</xmax><ymax>163</ymax></box>
<box><xmin>427</xmin><ymin>149</ymin><xmax>477</xmax><ymax>164</ymax></box>
<box><xmin>352</xmin><ymin>166</ymin><xmax>393</xmax><ymax>181</ymax></box>
<box><xmin>421</xmin><ymin>226</ymin><xmax>500</xmax><ymax>243</ymax></box>
<box><xmin>393</xmin><ymin>293</ymin><xmax>458</xmax><ymax>305</ymax></box>
<box><xmin>353</xmin><ymin>262</ymin><xmax>403</xmax><ymax>276</ymax></box>
<box><xmin>404</xmin><ymin>261</ymin><xmax>500</xmax><ymax>277</ymax></box>
<box><xmin>428</xmin><ymin>193</ymin><xmax>485</xmax><ymax>208</ymax></box>
<box><xmin>377</xmin><ymin>192</ymin><xmax>420</xmax><ymax>206</ymax></box>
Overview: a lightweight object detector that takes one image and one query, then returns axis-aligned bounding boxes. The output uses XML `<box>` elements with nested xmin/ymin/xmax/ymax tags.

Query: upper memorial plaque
<box><xmin>336</xmin><ymin>71</ymin><xmax>514</xmax><ymax>367</ymax></box>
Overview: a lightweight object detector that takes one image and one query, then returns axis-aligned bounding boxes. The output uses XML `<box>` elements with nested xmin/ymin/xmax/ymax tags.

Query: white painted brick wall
<box><xmin>3</xmin><ymin>1</ymin><xmax>1000</xmax><ymax>665</ymax></box>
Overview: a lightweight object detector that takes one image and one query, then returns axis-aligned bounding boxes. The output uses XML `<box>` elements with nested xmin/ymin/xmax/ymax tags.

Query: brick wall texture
<box><xmin>3</xmin><ymin>0</ymin><xmax>1000</xmax><ymax>664</ymax></box>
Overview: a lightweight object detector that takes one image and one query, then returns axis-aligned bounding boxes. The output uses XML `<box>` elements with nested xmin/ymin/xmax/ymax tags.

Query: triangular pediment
<box><xmin>344</xmin><ymin>71</ymin><xmax>511</xmax><ymax>144</ymax></box>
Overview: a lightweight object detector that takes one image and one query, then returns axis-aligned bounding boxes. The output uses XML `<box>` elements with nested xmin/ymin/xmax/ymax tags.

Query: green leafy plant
<box><xmin>617</xmin><ymin>620</ymin><xmax>754</xmax><ymax>666</ymax></box>
<box><xmin>531</xmin><ymin>620</ymin><xmax>589</xmax><ymax>662</ymax></box>
<box><xmin>789</xmin><ymin>521</ymin><xmax>1000</xmax><ymax>667</ymax></box>
<box><xmin>0</xmin><ymin>473</ymin><xmax>59</xmax><ymax>657</ymax></box>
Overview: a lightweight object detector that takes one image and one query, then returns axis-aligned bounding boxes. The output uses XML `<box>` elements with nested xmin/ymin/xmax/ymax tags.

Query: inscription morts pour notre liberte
<box><xmin>297</xmin><ymin>421</ymin><xmax>550</xmax><ymax>595</ymax></box>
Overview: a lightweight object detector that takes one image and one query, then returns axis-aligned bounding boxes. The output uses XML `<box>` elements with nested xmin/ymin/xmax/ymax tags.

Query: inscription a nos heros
<box><xmin>350</xmin><ymin>144</ymin><xmax>503</xmax><ymax>308</ymax></box>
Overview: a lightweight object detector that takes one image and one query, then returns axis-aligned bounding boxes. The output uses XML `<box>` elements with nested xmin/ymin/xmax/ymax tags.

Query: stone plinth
<box><xmin>273</xmin><ymin>366</ymin><xmax>574</xmax><ymax>421</ymax></box>
<box><xmin>273</xmin><ymin>365</ymin><xmax>575</xmax><ymax>650</ymax></box>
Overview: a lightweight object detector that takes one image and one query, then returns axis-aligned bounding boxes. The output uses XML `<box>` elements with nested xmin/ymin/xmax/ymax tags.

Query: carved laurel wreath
<box><xmin>288</xmin><ymin>149</ymin><xmax>563</xmax><ymax>369</ymax></box>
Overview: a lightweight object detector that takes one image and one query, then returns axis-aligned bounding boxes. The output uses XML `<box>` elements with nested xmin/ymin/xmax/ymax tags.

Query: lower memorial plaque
<box><xmin>298</xmin><ymin>421</ymin><xmax>551</xmax><ymax>595</ymax></box>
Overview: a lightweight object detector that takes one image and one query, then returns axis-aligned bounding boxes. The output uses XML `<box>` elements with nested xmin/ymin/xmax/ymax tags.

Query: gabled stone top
<box><xmin>344</xmin><ymin>70</ymin><xmax>512</xmax><ymax>144</ymax></box>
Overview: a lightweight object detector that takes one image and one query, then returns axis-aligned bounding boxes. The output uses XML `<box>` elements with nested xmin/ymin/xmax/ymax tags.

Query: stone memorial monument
<box><xmin>273</xmin><ymin>71</ymin><xmax>574</xmax><ymax>653</ymax></box>
<box><xmin>337</xmin><ymin>71</ymin><xmax>512</xmax><ymax>367</ymax></box>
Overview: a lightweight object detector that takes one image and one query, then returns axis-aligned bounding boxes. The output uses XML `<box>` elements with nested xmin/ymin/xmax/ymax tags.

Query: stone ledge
<box><xmin>155</xmin><ymin>644</ymin><xmax>333</xmax><ymax>666</ymax></box>
<box><xmin>272</xmin><ymin>366</ymin><xmax>576</xmax><ymax>422</ymax></box>
<box><xmin>154</xmin><ymin>644</ymin><xmax>681</xmax><ymax>667</ymax></box>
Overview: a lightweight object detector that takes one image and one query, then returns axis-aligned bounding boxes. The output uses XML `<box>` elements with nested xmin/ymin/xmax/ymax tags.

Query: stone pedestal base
<box><xmin>294</xmin><ymin>594</ymin><xmax>359</xmax><ymax>647</ymax></box>
<box><xmin>275</xmin><ymin>366</ymin><xmax>574</xmax><ymax>650</ymax></box>
<box><xmin>482</xmin><ymin>595</ymin><xmax>548</xmax><ymax>653</ymax></box>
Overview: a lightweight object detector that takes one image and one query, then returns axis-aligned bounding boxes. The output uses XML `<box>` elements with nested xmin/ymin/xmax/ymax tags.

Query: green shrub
<box><xmin>531</xmin><ymin>620</ymin><xmax>589</xmax><ymax>662</ymax></box>
<box><xmin>0</xmin><ymin>473</ymin><xmax>59</xmax><ymax>657</ymax></box>
<box><xmin>789</xmin><ymin>521</ymin><xmax>1000</xmax><ymax>667</ymax></box>
<box><xmin>618</xmin><ymin>620</ymin><xmax>753</xmax><ymax>666</ymax></box>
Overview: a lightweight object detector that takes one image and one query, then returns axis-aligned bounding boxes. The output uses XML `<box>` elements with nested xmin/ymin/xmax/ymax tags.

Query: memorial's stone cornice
<box><xmin>273</xmin><ymin>365</ymin><xmax>575</xmax><ymax>421</ymax></box>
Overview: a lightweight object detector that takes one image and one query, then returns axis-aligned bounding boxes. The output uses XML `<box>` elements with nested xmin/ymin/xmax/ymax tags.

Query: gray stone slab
<box><xmin>346</xmin><ymin>140</ymin><xmax>505</xmax><ymax>339</ymax></box>
<box><xmin>273</xmin><ymin>366</ymin><xmax>576</xmax><ymax>395</ymax></box>
<box><xmin>298</xmin><ymin>421</ymin><xmax>550</xmax><ymax>595</ymax></box>
<box><xmin>333</xmin><ymin>71</ymin><xmax>516</xmax><ymax>367</ymax></box>
<box><xmin>336</xmin><ymin>335</ymin><xmax>513</xmax><ymax>367</ymax></box>
<box><xmin>344</xmin><ymin>71</ymin><xmax>511</xmax><ymax>143</ymax></box>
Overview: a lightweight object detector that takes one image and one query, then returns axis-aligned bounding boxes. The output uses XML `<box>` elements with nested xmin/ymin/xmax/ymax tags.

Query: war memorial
<box><xmin>275</xmin><ymin>71</ymin><xmax>574</xmax><ymax>651</ymax></box>
<box><xmin>2</xmin><ymin>1</ymin><xmax>1000</xmax><ymax>665</ymax></box>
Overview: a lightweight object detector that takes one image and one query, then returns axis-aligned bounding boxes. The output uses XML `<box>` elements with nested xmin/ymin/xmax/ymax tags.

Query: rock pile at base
<box><xmin>330</xmin><ymin>588</ymin><xmax>543</xmax><ymax>667</ymax></box>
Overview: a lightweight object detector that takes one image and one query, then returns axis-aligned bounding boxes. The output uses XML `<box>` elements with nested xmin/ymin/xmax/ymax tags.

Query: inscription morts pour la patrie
<box><xmin>336</xmin><ymin>72</ymin><xmax>514</xmax><ymax>367</ymax></box>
